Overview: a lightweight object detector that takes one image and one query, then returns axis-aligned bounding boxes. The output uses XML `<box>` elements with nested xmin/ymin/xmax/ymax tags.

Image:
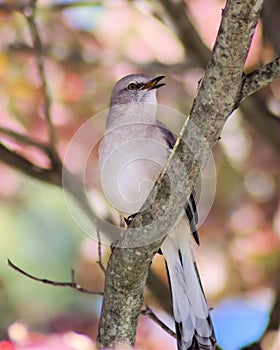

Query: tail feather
<box><xmin>161</xmin><ymin>220</ymin><xmax>216</xmax><ymax>350</ymax></box>
<box><xmin>176</xmin><ymin>318</ymin><xmax>215</xmax><ymax>350</ymax></box>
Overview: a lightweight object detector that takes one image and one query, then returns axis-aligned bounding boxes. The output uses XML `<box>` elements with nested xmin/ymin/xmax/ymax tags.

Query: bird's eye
<box><xmin>127</xmin><ymin>82</ymin><xmax>138</xmax><ymax>91</ymax></box>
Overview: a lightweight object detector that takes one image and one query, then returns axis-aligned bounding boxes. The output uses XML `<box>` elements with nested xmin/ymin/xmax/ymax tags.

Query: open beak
<box><xmin>140</xmin><ymin>76</ymin><xmax>165</xmax><ymax>91</ymax></box>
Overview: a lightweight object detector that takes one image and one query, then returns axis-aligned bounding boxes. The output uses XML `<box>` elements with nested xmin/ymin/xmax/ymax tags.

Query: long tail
<box><xmin>161</xmin><ymin>219</ymin><xmax>216</xmax><ymax>350</ymax></box>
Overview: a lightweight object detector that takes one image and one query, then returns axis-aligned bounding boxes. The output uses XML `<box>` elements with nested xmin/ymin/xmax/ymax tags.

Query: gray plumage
<box><xmin>99</xmin><ymin>74</ymin><xmax>216</xmax><ymax>350</ymax></box>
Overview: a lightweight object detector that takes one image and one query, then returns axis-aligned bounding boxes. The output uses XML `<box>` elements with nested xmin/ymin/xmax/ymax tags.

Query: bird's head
<box><xmin>110</xmin><ymin>74</ymin><xmax>165</xmax><ymax>106</ymax></box>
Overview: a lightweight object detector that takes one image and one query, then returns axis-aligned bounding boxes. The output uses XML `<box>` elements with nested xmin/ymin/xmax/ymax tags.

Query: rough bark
<box><xmin>96</xmin><ymin>0</ymin><xmax>267</xmax><ymax>348</ymax></box>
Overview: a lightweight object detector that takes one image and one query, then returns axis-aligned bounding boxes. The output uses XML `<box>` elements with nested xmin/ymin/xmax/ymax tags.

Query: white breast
<box><xmin>99</xmin><ymin>113</ymin><xmax>170</xmax><ymax>214</ymax></box>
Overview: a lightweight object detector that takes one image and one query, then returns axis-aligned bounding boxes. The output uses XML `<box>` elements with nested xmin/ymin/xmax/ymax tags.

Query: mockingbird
<box><xmin>99</xmin><ymin>74</ymin><xmax>216</xmax><ymax>350</ymax></box>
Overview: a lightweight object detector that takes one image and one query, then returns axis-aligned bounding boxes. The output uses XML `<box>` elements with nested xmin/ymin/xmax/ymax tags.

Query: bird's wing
<box><xmin>156</xmin><ymin>121</ymin><xmax>199</xmax><ymax>244</ymax></box>
<box><xmin>157</xmin><ymin>121</ymin><xmax>216</xmax><ymax>349</ymax></box>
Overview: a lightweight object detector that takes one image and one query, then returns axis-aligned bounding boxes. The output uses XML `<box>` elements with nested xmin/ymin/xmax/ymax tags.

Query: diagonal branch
<box><xmin>0</xmin><ymin>142</ymin><xmax>61</xmax><ymax>186</ymax></box>
<box><xmin>140</xmin><ymin>305</ymin><xmax>223</xmax><ymax>350</ymax></box>
<box><xmin>156</xmin><ymin>0</ymin><xmax>280</xmax><ymax>152</ymax></box>
<box><xmin>0</xmin><ymin>126</ymin><xmax>50</xmax><ymax>152</ymax></box>
<box><xmin>8</xmin><ymin>259</ymin><xmax>103</xmax><ymax>296</ymax></box>
<box><xmin>156</xmin><ymin>0</ymin><xmax>211</xmax><ymax>68</ymax></box>
<box><xmin>97</xmin><ymin>1</ymin><xmax>265</xmax><ymax>348</ymax></box>
<box><xmin>157</xmin><ymin>0</ymin><xmax>280</xmax><ymax>101</ymax></box>
<box><xmin>140</xmin><ymin>305</ymin><xmax>176</xmax><ymax>338</ymax></box>
<box><xmin>241</xmin><ymin>56</ymin><xmax>280</xmax><ymax>100</ymax></box>
<box><xmin>0</xmin><ymin>139</ymin><xmax>103</xmax><ymax>243</ymax></box>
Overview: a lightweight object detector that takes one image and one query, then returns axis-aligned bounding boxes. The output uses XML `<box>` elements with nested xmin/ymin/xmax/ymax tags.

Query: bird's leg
<box><xmin>124</xmin><ymin>213</ymin><xmax>163</xmax><ymax>255</ymax></box>
<box><xmin>124</xmin><ymin>212</ymin><xmax>138</xmax><ymax>225</ymax></box>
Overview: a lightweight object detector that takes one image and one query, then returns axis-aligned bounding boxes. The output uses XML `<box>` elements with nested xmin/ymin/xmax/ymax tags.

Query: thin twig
<box><xmin>141</xmin><ymin>305</ymin><xmax>223</xmax><ymax>350</ymax></box>
<box><xmin>25</xmin><ymin>1</ymin><xmax>58</xmax><ymax>163</ymax></box>
<box><xmin>141</xmin><ymin>305</ymin><xmax>176</xmax><ymax>338</ymax></box>
<box><xmin>97</xmin><ymin>228</ymin><xmax>106</xmax><ymax>274</ymax></box>
<box><xmin>8</xmin><ymin>259</ymin><xmax>103</xmax><ymax>296</ymax></box>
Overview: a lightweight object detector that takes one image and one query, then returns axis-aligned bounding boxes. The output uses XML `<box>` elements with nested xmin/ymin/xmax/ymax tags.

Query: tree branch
<box><xmin>241</xmin><ymin>56</ymin><xmax>280</xmax><ymax>100</ymax></box>
<box><xmin>0</xmin><ymin>0</ymin><xmax>108</xmax><ymax>245</ymax></box>
<box><xmin>156</xmin><ymin>0</ymin><xmax>211</xmax><ymax>68</ymax></box>
<box><xmin>97</xmin><ymin>228</ymin><xmax>106</xmax><ymax>275</ymax></box>
<box><xmin>97</xmin><ymin>0</ymin><xmax>265</xmax><ymax>348</ymax></box>
<box><xmin>140</xmin><ymin>305</ymin><xmax>176</xmax><ymax>338</ymax></box>
<box><xmin>25</xmin><ymin>0</ymin><xmax>58</xmax><ymax>163</ymax></box>
<box><xmin>0</xmin><ymin>142</ymin><xmax>61</xmax><ymax>186</ymax></box>
<box><xmin>0</xmin><ymin>138</ymin><xmax>106</xmax><ymax>245</ymax></box>
<box><xmin>7</xmin><ymin>259</ymin><xmax>103</xmax><ymax>296</ymax></box>
<box><xmin>156</xmin><ymin>0</ymin><xmax>280</xmax><ymax>151</ymax></box>
<box><xmin>240</xmin><ymin>92</ymin><xmax>280</xmax><ymax>149</ymax></box>
<box><xmin>0</xmin><ymin>126</ymin><xmax>50</xmax><ymax>152</ymax></box>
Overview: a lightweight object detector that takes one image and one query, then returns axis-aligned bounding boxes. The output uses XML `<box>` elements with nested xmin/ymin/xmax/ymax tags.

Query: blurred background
<box><xmin>0</xmin><ymin>0</ymin><xmax>279</xmax><ymax>349</ymax></box>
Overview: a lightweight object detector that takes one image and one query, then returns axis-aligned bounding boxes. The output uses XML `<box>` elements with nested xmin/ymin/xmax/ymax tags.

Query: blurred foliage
<box><xmin>0</xmin><ymin>0</ymin><xmax>279</xmax><ymax>349</ymax></box>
